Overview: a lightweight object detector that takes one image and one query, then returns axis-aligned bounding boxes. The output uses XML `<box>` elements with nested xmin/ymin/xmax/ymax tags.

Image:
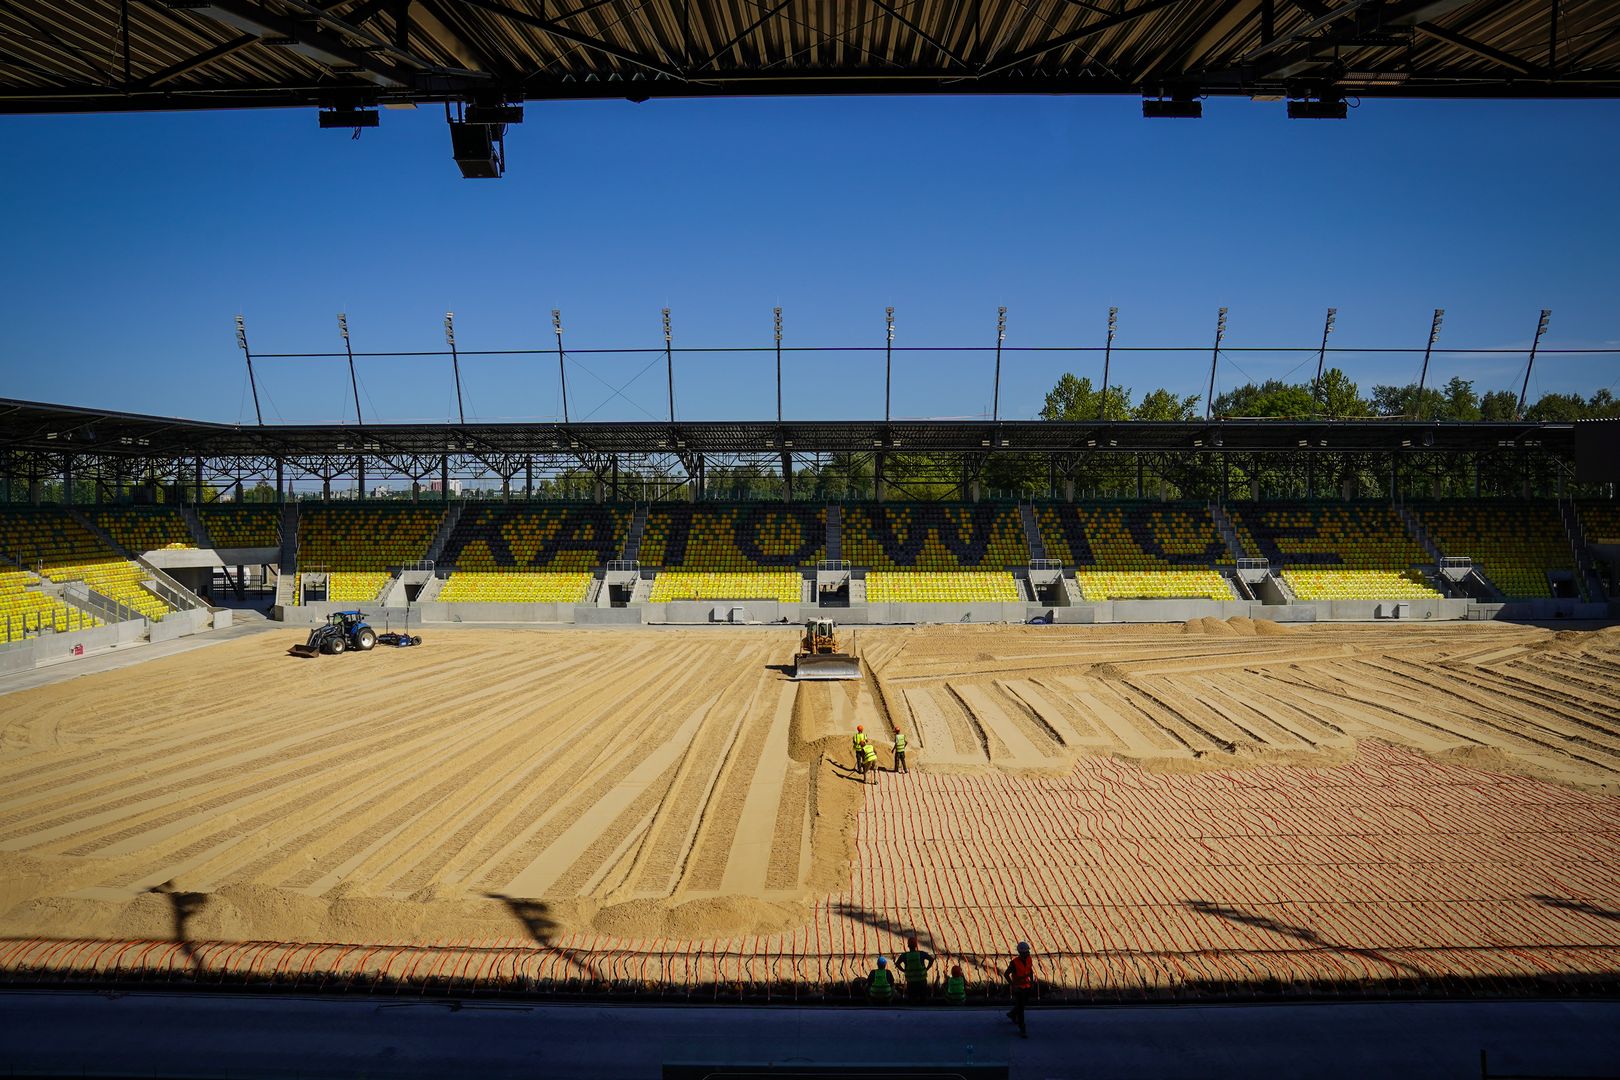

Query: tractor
<box><xmin>792</xmin><ymin>617</ymin><xmax>861</xmax><ymax>680</ymax></box>
<box><xmin>289</xmin><ymin>610</ymin><xmax>377</xmax><ymax>657</ymax></box>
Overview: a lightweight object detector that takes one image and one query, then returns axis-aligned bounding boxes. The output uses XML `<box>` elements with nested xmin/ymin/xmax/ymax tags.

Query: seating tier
<box><xmin>640</xmin><ymin>505</ymin><xmax>824</xmax><ymax>570</ymax></box>
<box><xmin>1284</xmin><ymin>569</ymin><xmax>1442</xmax><ymax>600</ymax></box>
<box><xmin>200</xmin><ymin>506</ymin><xmax>280</xmax><ymax>548</ymax></box>
<box><xmin>0</xmin><ymin>569</ymin><xmax>101</xmax><ymax>640</ymax></box>
<box><xmin>648</xmin><ymin>570</ymin><xmax>801</xmax><ymax>603</ymax></box>
<box><xmin>438</xmin><ymin>571</ymin><xmax>593</xmax><ymax>603</ymax></box>
<box><xmin>865</xmin><ymin>570</ymin><xmax>1019</xmax><ymax>603</ymax></box>
<box><xmin>1074</xmin><ymin>570</ymin><xmax>1232</xmax><ymax>601</ymax></box>
<box><xmin>88</xmin><ymin>508</ymin><xmax>194</xmax><ymax>552</ymax></box>
<box><xmin>441</xmin><ymin>506</ymin><xmax>630</xmax><ymax>571</ymax></box>
<box><xmin>0</xmin><ymin>509</ymin><xmax>172</xmax><ymax>620</ymax></box>
<box><xmin>1412</xmin><ymin>502</ymin><xmax>1570</xmax><ymax>599</ymax></box>
<box><xmin>843</xmin><ymin>505</ymin><xmax>1025</xmax><ymax>570</ymax></box>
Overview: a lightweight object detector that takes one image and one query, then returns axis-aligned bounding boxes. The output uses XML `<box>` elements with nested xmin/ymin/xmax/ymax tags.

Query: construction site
<box><xmin>2</xmin><ymin>619</ymin><xmax>1618</xmax><ymax>1003</ymax></box>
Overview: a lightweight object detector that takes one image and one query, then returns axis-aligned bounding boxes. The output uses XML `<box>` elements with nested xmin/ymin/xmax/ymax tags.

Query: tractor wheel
<box><xmin>356</xmin><ymin>628</ymin><xmax>377</xmax><ymax>651</ymax></box>
<box><xmin>329</xmin><ymin>635</ymin><xmax>347</xmax><ymax>655</ymax></box>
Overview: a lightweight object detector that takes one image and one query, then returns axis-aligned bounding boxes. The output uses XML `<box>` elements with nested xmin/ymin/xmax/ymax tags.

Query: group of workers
<box><xmin>866</xmin><ymin>938</ymin><xmax>1036</xmax><ymax>1035</ymax></box>
<box><xmin>851</xmin><ymin>724</ymin><xmax>907</xmax><ymax>781</ymax></box>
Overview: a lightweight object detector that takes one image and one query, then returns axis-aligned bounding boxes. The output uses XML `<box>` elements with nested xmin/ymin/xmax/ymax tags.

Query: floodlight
<box><xmin>448</xmin><ymin>120</ymin><xmax>504</xmax><ymax>178</ymax></box>
<box><xmin>319</xmin><ymin>107</ymin><xmax>379</xmax><ymax>128</ymax></box>
<box><xmin>1324</xmin><ymin>308</ymin><xmax>1337</xmax><ymax>335</ymax></box>
<box><xmin>1287</xmin><ymin>98</ymin><xmax>1348</xmax><ymax>119</ymax></box>
<box><xmin>338</xmin><ymin>313</ymin><xmax>350</xmax><ymax>341</ymax></box>
<box><xmin>444</xmin><ymin>312</ymin><xmax>456</xmax><ymax>347</ymax></box>
<box><xmin>552</xmin><ymin>309</ymin><xmax>563</xmax><ymax>336</ymax></box>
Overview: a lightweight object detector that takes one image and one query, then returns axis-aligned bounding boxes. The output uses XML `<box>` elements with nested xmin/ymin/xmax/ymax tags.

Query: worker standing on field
<box><xmin>897</xmin><ymin>934</ymin><xmax>934</xmax><ymax>1001</ymax></box>
<box><xmin>853</xmin><ymin>725</ymin><xmax>868</xmax><ymax>772</ymax></box>
<box><xmin>861</xmin><ymin>740</ymin><xmax>878</xmax><ymax>782</ymax></box>
<box><xmin>867</xmin><ymin>956</ymin><xmax>895</xmax><ymax>1003</ymax></box>
<box><xmin>1004</xmin><ymin>941</ymin><xmax>1034</xmax><ymax>1037</ymax></box>
<box><xmin>893</xmin><ymin>728</ymin><xmax>908</xmax><ymax>773</ymax></box>
<box><xmin>944</xmin><ymin>964</ymin><xmax>967</xmax><ymax>1004</ymax></box>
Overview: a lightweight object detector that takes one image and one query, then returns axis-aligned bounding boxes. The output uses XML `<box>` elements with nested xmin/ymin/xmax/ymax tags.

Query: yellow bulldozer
<box><xmin>793</xmin><ymin>617</ymin><xmax>861</xmax><ymax>681</ymax></box>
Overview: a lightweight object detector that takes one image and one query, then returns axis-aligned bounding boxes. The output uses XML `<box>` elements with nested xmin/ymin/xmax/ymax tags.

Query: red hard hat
<box><xmin>856</xmin><ymin>725</ymin><xmax>863</xmax><ymax>732</ymax></box>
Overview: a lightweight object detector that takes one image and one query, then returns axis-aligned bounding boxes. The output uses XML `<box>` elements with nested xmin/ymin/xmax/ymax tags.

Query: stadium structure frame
<box><xmin>0</xmin><ymin>395</ymin><xmax>1583</xmax><ymax>505</ymax></box>
<box><xmin>3</xmin><ymin>0</ymin><xmax>1618</xmax><ymax>118</ymax></box>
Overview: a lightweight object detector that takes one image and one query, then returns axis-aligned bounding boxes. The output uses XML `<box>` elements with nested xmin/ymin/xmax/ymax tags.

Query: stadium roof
<box><xmin>0</xmin><ymin>398</ymin><xmax>1576</xmax><ymax>463</ymax></box>
<box><xmin>4</xmin><ymin>0</ymin><xmax>1618</xmax><ymax>116</ymax></box>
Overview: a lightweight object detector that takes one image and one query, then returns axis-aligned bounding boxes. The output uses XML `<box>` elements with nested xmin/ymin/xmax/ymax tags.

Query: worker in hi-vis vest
<box><xmin>897</xmin><ymin>934</ymin><xmax>934</xmax><ymax>1000</ymax></box>
<box><xmin>867</xmin><ymin>956</ymin><xmax>895</xmax><ymax>1003</ymax></box>
<box><xmin>861</xmin><ymin>740</ymin><xmax>878</xmax><ymax>782</ymax></box>
<box><xmin>893</xmin><ymin>728</ymin><xmax>908</xmax><ymax>773</ymax></box>
<box><xmin>852</xmin><ymin>725</ymin><xmax>868</xmax><ymax>772</ymax></box>
<box><xmin>944</xmin><ymin>964</ymin><xmax>967</xmax><ymax>1004</ymax></box>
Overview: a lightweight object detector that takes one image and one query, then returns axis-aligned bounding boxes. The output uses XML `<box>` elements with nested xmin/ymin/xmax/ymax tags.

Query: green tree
<box><xmin>1040</xmin><ymin>374</ymin><xmax>1131</xmax><ymax>420</ymax></box>
<box><xmin>1317</xmin><ymin>368</ymin><xmax>1369</xmax><ymax>418</ymax></box>
<box><xmin>1213</xmin><ymin>379</ymin><xmax>1316</xmax><ymax>418</ymax></box>
<box><xmin>1132</xmin><ymin>388</ymin><xmax>1200</xmax><ymax>421</ymax></box>
<box><xmin>1480</xmin><ymin>390</ymin><xmax>1519</xmax><ymax>420</ymax></box>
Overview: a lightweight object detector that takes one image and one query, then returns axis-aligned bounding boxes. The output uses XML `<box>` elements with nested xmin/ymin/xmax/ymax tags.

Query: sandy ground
<box><xmin>1</xmin><ymin>620</ymin><xmax>1619</xmax><ymax>996</ymax></box>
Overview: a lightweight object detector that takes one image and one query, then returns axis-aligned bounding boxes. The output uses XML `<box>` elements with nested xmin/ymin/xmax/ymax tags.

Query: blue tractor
<box><xmin>289</xmin><ymin>610</ymin><xmax>377</xmax><ymax>657</ymax></box>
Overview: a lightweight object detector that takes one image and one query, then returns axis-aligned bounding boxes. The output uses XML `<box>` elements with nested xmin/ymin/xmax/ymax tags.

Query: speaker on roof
<box><xmin>448</xmin><ymin>121</ymin><xmax>505</xmax><ymax>179</ymax></box>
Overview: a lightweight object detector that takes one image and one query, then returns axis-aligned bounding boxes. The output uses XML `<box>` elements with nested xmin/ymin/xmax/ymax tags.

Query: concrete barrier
<box><xmin>575</xmin><ymin>606</ymin><xmax>645</xmax><ymax>625</ymax></box>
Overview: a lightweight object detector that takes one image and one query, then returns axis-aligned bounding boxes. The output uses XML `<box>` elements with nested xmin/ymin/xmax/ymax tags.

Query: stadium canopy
<box><xmin>0</xmin><ymin>398</ymin><xmax>1576</xmax><ymax>461</ymax></box>
<box><xmin>4</xmin><ymin>0</ymin><xmax>1618</xmax><ymax>117</ymax></box>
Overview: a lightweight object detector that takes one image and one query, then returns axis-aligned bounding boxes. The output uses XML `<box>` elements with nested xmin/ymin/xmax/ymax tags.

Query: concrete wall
<box><xmin>0</xmin><ymin>618</ymin><xmax>147</xmax><ymax>674</ymax></box>
<box><xmin>653</xmin><ymin>601</ymin><xmax>802</xmax><ymax>624</ymax></box>
<box><xmin>574</xmin><ymin>606</ymin><xmax>645</xmax><ymax>626</ymax></box>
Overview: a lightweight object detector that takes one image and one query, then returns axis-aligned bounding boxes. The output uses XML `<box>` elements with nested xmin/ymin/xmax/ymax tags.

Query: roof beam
<box><xmin>1414</xmin><ymin>20</ymin><xmax>1542</xmax><ymax>75</ymax></box>
<box><xmin>452</xmin><ymin>0</ymin><xmax>686</xmax><ymax>80</ymax></box>
<box><xmin>184</xmin><ymin>0</ymin><xmax>415</xmax><ymax>86</ymax></box>
<box><xmin>977</xmin><ymin>0</ymin><xmax>1187</xmax><ymax>79</ymax></box>
<box><xmin>138</xmin><ymin>34</ymin><xmax>258</xmax><ymax>88</ymax></box>
<box><xmin>692</xmin><ymin>0</ymin><xmax>794</xmax><ymax>71</ymax></box>
<box><xmin>868</xmin><ymin>0</ymin><xmax>971</xmax><ymax>69</ymax></box>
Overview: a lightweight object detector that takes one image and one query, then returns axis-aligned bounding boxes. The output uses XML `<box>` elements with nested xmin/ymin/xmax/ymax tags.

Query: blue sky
<box><xmin>1</xmin><ymin>95</ymin><xmax>1616</xmax><ymax>424</ymax></box>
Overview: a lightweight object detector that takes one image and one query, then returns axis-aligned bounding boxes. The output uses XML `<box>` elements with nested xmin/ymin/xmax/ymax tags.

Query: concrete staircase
<box><xmin>621</xmin><ymin>503</ymin><xmax>650</xmax><ymax>562</ymax></box>
<box><xmin>68</xmin><ymin>508</ymin><xmax>204</xmax><ymax>613</ymax></box>
<box><xmin>825</xmin><ymin>504</ymin><xmax>842</xmax><ymax>563</ymax></box>
<box><xmin>275</xmin><ymin>502</ymin><xmax>300</xmax><ymax>606</ymax></box>
<box><xmin>422</xmin><ymin>501</ymin><xmax>464</xmax><ymax>565</ymax></box>
<box><xmin>1396</xmin><ymin>504</ymin><xmax>1446</xmax><ymax>564</ymax></box>
<box><xmin>179</xmin><ymin>506</ymin><xmax>211</xmax><ymax>547</ymax></box>
<box><xmin>1559</xmin><ymin>499</ymin><xmax>1607</xmax><ymax>602</ymax></box>
<box><xmin>1019</xmin><ymin>502</ymin><xmax>1046</xmax><ymax>561</ymax></box>
<box><xmin>1208</xmin><ymin>502</ymin><xmax>1248</xmax><ymax>561</ymax></box>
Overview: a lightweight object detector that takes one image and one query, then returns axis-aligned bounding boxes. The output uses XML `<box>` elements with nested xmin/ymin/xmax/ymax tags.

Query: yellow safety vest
<box><xmin>862</xmin><ymin>743</ymin><xmax>877</xmax><ymax>764</ymax></box>
<box><xmin>894</xmin><ymin>732</ymin><xmax>907</xmax><ymax>754</ymax></box>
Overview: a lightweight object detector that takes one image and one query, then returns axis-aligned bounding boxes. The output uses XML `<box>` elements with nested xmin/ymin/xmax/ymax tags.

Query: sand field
<box><xmin>1</xmin><ymin>620</ymin><xmax>1618</xmax><ymax>998</ymax></box>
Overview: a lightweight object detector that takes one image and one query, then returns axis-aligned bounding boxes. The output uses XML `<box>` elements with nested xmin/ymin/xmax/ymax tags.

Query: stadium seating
<box><xmin>296</xmin><ymin>504</ymin><xmax>445</xmax><ymax>603</ymax></box>
<box><xmin>0</xmin><ymin>508</ymin><xmax>173</xmax><ymax>619</ymax></box>
<box><xmin>441</xmin><ymin>505</ymin><xmax>629</xmax><ymax>572</ymax></box>
<box><xmin>640</xmin><ymin>504</ymin><xmax>824</xmax><ymax>569</ymax></box>
<box><xmin>88</xmin><ymin>508</ymin><xmax>195</xmax><ymax>552</ymax></box>
<box><xmin>1412</xmin><ymin>501</ymin><xmax>1571</xmax><ymax>599</ymax></box>
<box><xmin>638</xmin><ymin>504</ymin><xmax>821</xmax><ymax>603</ymax></box>
<box><xmin>437</xmin><ymin>571</ymin><xmax>594</xmax><ymax>603</ymax></box>
<box><xmin>865</xmin><ymin>570</ymin><xmax>1020</xmax><ymax>603</ymax></box>
<box><xmin>1232</xmin><ymin>502</ymin><xmax>1441</xmax><ymax>600</ymax></box>
<box><xmin>1578</xmin><ymin>501</ymin><xmax>1620</xmax><ymax>546</ymax></box>
<box><xmin>0</xmin><ymin>568</ymin><xmax>101</xmax><ymax>641</ymax></box>
<box><xmin>1039</xmin><ymin>503</ymin><xmax>1236</xmax><ymax>600</ymax></box>
<box><xmin>648</xmin><ymin>570</ymin><xmax>802</xmax><ymax>603</ymax></box>
<box><xmin>200</xmin><ymin>505</ymin><xmax>280</xmax><ymax>548</ymax></box>
<box><xmin>841</xmin><ymin>504</ymin><xmax>1023</xmax><ymax>601</ymax></box>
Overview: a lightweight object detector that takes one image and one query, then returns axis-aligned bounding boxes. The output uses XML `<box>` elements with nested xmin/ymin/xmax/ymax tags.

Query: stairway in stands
<box><xmin>825</xmin><ymin>504</ymin><xmax>842</xmax><ymax>563</ymax></box>
<box><xmin>1559</xmin><ymin>499</ymin><xmax>1607</xmax><ymax>601</ymax></box>
<box><xmin>422</xmin><ymin>501</ymin><xmax>464</xmax><ymax>565</ymax></box>
<box><xmin>1208</xmin><ymin>502</ymin><xmax>1247</xmax><ymax>560</ymax></box>
<box><xmin>621</xmin><ymin>503</ymin><xmax>649</xmax><ymax>561</ymax></box>
<box><xmin>1019</xmin><ymin>502</ymin><xmax>1046</xmax><ymax>561</ymax></box>
<box><xmin>179</xmin><ymin>506</ymin><xmax>211</xmax><ymax>547</ymax></box>
<box><xmin>275</xmin><ymin>502</ymin><xmax>300</xmax><ymax>605</ymax></box>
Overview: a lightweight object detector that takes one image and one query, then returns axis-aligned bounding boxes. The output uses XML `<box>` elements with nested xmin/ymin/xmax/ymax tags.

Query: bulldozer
<box><xmin>792</xmin><ymin>617</ymin><xmax>860</xmax><ymax>681</ymax></box>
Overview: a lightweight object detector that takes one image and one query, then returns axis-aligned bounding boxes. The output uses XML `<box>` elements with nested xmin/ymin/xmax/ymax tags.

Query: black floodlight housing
<box><xmin>1143</xmin><ymin>98</ymin><xmax>1202</xmax><ymax>118</ymax></box>
<box><xmin>319</xmin><ymin>107</ymin><xmax>379</xmax><ymax>128</ymax></box>
<box><xmin>449</xmin><ymin>120</ymin><xmax>505</xmax><ymax>178</ymax></box>
<box><xmin>1288</xmin><ymin>98</ymin><xmax>1348</xmax><ymax>119</ymax></box>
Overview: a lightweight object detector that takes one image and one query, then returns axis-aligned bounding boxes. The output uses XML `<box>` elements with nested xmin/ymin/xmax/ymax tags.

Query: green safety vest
<box><xmin>894</xmin><ymin>733</ymin><xmax>907</xmax><ymax>754</ymax></box>
<box><xmin>899</xmin><ymin>949</ymin><xmax>929</xmax><ymax>980</ymax></box>
<box><xmin>945</xmin><ymin>975</ymin><xmax>966</xmax><ymax>1003</ymax></box>
<box><xmin>868</xmin><ymin>968</ymin><xmax>894</xmax><ymax>1000</ymax></box>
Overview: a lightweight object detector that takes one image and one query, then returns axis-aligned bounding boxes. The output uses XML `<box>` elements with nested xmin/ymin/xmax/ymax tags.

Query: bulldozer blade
<box><xmin>793</xmin><ymin>653</ymin><xmax>861</xmax><ymax>681</ymax></box>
